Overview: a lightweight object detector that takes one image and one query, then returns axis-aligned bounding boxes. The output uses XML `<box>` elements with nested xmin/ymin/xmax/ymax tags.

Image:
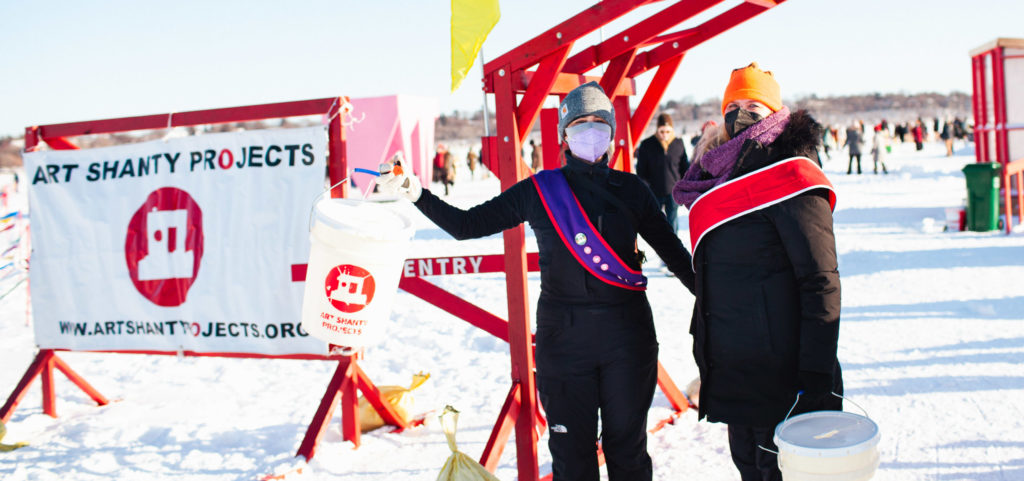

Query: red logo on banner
<box><xmin>125</xmin><ymin>187</ymin><xmax>204</xmax><ymax>307</ymax></box>
<box><xmin>324</xmin><ymin>264</ymin><xmax>375</xmax><ymax>313</ymax></box>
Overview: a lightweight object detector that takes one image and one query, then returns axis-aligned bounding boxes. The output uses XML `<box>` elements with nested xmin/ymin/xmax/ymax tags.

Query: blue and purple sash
<box><xmin>532</xmin><ymin>170</ymin><xmax>647</xmax><ymax>291</ymax></box>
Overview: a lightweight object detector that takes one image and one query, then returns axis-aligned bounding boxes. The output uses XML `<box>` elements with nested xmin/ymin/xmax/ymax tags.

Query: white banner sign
<box><xmin>25</xmin><ymin>127</ymin><xmax>330</xmax><ymax>355</ymax></box>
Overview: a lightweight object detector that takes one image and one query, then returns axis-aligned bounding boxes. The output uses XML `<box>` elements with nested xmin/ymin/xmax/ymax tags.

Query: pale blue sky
<box><xmin>1</xmin><ymin>0</ymin><xmax>1021</xmax><ymax>137</ymax></box>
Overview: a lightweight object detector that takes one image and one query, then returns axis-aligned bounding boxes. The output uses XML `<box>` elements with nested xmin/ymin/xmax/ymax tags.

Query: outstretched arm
<box><xmin>414</xmin><ymin>180</ymin><xmax>534</xmax><ymax>240</ymax></box>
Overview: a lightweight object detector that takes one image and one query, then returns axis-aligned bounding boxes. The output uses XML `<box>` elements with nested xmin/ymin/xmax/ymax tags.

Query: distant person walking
<box><xmin>870</xmin><ymin>125</ymin><xmax>889</xmax><ymax>174</ymax></box>
<box><xmin>441</xmin><ymin>151</ymin><xmax>456</xmax><ymax>195</ymax></box>
<box><xmin>432</xmin><ymin>143</ymin><xmax>448</xmax><ymax>185</ymax></box>
<box><xmin>821</xmin><ymin>124</ymin><xmax>833</xmax><ymax>160</ymax></box>
<box><xmin>912</xmin><ymin>121</ymin><xmax>924</xmax><ymax>151</ymax></box>
<box><xmin>894</xmin><ymin>122</ymin><xmax>907</xmax><ymax>143</ymax></box>
<box><xmin>466</xmin><ymin>148</ymin><xmax>479</xmax><ymax>180</ymax></box>
<box><xmin>635</xmin><ymin>113</ymin><xmax>689</xmax><ymax>231</ymax></box>
<box><xmin>940</xmin><ymin>118</ymin><xmax>955</xmax><ymax>157</ymax></box>
<box><xmin>845</xmin><ymin>122</ymin><xmax>863</xmax><ymax>174</ymax></box>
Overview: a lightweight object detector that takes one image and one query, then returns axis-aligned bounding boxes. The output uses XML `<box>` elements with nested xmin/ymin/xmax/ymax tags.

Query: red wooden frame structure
<box><xmin>475</xmin><ymin>1</ymin><xmax>787</xmax><ymax>479</ymax></box>
<box><xmin>2</xmin><ymin>97</ymin><xmax>412</xmax><ymax>461</ymax></box>
<box><xmin>971</xmin><ymin>37</ymin><xmax>1024</xmax><ymax>234</ymax></box>
<box><xmin>393</xmin><ymin>253</ymin><xmax>696</xmax><ymax>471</ymax></box>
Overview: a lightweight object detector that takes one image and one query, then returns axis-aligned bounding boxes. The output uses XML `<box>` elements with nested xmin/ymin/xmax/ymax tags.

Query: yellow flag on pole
<box><xmin>450</xmin><ymin>0</ymin><xmax>500</xmax><ymax>93</ymax></box>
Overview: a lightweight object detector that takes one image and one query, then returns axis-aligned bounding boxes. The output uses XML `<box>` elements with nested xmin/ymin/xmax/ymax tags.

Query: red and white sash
<box><xmin>688</xmin><ymin>156</ymin><xmax>836</xmax><ymax>259</ymax></box>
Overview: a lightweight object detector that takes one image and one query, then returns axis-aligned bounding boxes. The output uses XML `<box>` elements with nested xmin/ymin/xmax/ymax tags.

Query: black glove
<box><xmin>797</xmin><ymin>370</ymin><xmax>833</xmax><ymax>408</ymax></box>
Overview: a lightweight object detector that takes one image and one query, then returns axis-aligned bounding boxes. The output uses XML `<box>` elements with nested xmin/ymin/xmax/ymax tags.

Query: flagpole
<box><xmin>480</xmin><ymin>49</ymin><xmax>490</xmax><ymax>136</ymax></box>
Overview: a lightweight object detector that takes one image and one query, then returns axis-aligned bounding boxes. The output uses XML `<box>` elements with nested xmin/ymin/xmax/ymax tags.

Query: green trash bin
<box><xmin>961</xmin><ymin>162</ymin><xmax>1001</xmax><ymax>231</ymax></box>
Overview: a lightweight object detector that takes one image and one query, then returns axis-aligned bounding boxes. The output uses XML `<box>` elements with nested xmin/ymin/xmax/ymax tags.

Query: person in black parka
<box><xmin>635</xmin><ymin>113</ymin><xmax>689</xmax><ymax>231</ymax></box>
<box><xmin>379</xmin><ymin>82</ymin><xmax>695</xmax><ymax>481</ymax></box>
<box><xmin>673</xmin><ymin>63</ymin><xmax>843</xmax><ymax>481</ymax></box>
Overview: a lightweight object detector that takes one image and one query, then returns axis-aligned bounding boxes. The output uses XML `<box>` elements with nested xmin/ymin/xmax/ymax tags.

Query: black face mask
<box><xmin>724</xmin><ymin>108</ymin><xmax>765</xmax><ymax>138</ymax></box>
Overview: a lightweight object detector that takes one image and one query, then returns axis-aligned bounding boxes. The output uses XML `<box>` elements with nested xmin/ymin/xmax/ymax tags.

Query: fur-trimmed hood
<box><xmin>771</xmin><ymin>109</ymin><xmax>822</xmax><ymax>156</ymax></box>
<box><xmin>730</xmin><ymin>109</ymin><xmax>822</xmax><ymax>178</ymax></box>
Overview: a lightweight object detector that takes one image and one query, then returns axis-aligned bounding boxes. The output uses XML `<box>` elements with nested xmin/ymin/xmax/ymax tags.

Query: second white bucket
<box><xmin>774</xmin><ymin>410</ymin><xmax>880</xmax><ymax>481</ymax></box>
<box><xmin>300</xmin><ymin>198</ymin><xmax>414</xmax><ymax>348</ymax></box>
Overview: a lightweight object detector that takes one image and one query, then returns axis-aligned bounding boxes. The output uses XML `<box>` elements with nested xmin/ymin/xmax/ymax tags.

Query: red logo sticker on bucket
<box><xmin>324</xmin><ymin>264</ymin><xmax>375</xmax><ymax>313</ymax></box>
<box><xmin>125</xmin><ymin>187</ymin><xmax>204</xmax><ymax>307</ymax></box>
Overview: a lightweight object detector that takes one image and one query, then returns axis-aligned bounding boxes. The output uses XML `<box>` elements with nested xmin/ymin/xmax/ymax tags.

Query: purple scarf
<box><xmin>673</xmin><ymin>106</ymin><xmax>791</xmax><ymax>208</ymax></box>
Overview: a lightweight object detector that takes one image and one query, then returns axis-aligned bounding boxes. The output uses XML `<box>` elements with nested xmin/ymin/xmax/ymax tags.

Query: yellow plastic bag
<box><xmin>437</xmin><ymin>406</ymin><xmax>501</xmax><ymax>481</ymax></box>
<box><xmin>358</xmin><ymin>372</ymin><xmax>430</xmax><ymax>433</ymax></box>
<box><xmin>0</xmin><ymin>421</ymin><xmax>28</xmax><ymax>452</ymax></box>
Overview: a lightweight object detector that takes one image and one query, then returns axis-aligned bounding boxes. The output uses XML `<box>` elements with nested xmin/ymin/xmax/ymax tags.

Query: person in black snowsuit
<box><xmin>673</xmin><ymin>63</ymin><xmax>842</xmax><ymax>481</ymax></box>
<box><xmin>378</xmin><ymin>82</ymin><xmax>694</xmax><ymax>481</ymax></box>
<box><xmin>635</xmin><ymin>113</ymin><xmax>689</xmax><ymax>231</ymax></box>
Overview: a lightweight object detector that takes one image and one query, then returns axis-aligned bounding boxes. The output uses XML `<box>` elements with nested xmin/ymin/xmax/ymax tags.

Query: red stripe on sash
<box><xmin>531</xmin><ymin>174</ymin><xmax>646</xmax><ymax>291</ymax></box>
<box><xmin>688</xmin><ymin>156</ymin><xmax>836</xmax><ymax>259</ymax></box>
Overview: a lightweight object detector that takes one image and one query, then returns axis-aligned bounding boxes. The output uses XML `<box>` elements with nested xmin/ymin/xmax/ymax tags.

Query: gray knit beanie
<box><xmin>558</xmin><ymin>81</ymin><xmax>615</xmax><ymax>141</ymax></box>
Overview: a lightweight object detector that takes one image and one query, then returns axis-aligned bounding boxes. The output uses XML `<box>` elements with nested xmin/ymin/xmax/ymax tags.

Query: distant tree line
<box><xmin>0</xmin><ymin>91</ymin><xmax>974</xmax><ymax>167</ymax></box>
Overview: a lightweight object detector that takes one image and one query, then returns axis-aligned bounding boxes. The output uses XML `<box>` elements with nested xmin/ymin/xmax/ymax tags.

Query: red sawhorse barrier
<box><xmin>2</xmin><ymin>97</ymin><xmax>409</xmax><ymax>462</ymax></box>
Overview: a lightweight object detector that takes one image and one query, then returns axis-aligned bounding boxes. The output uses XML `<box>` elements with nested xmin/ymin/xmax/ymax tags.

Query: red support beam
<box><xmin>24</xmin><ymin>126</ymin><xmax>40</xmax><ymax>152</ymax></box>
<box><xmin>484</xmin><ymin>0</ymin><xmax>652</xmax><ymax>76</ymax></box>
<box><xmin>517</xmin><ymin>45</ymin><xmax>574</xmax><ymax>141</ymax></box>
<box><xmin>562</xmin><ymin>0</ymin><xmax>723</xmax><ymax>75</ymax></box>
<box><xmin>353</xmin><ymin>364</ymin><xmax>408</xmax><ymax>429</ymax></box>
<box><xmin>0</xmin><ymin>350</ymin><xmax>109</xmax><ymax>423</ymax></box>
<box><xmin>33</xmin><ymin>98</ymin><xmax>339</xmax><ymax>139</ymax></box>
<box><xmin>628</xmin><ymin>0</ymin><xmax>786</xmax><ymax>78</ymax></box>
<box><xmin>640</xmin><ymin>28</ymin><xmax>700</xmax><ymax>48</ymax></box>
<box><xmin>342</xmin><ymin>360</ymin><xmax>360</xmax><ymax>447</ymax></box>
<box><xmin>971</xmin><ymin>55</ymin><xmax>987</xmax><ymax>164</ymax></box>
<box><xmin>540</xmin><ymin>108</ymin><xmax>562</xmax><ymax>170</ymax></box>
<box><xmin>630</xmin><ymin>53</ymin><xmax>685</xmax><ymax>147</ymax></box>
<box><xmin>296</xmin><ymin>358</ymin><xmax>353</xmax><ymax>461</ymax></box>
<box><xmin>656</xmin><ymin>361</ymin><xmax>693</xmax><ymax>414</ymax></box>
<box><xmin>40</xmin><ymin>354</ymin><xmax>56</xmax><ymax>417</ymax></box>
<box><xmin>611</xmin><ymin>96</ymin><xmax>634</xmax><ymax>172</ymax></box>
<box><xmin>494</xmin><ymin>62</ymin><xmax>541</xmax><ymax>481</ymax></box>
<box><xmin>1</xmin><ymin>350</ymin><xmax>53</xmax><ymax>423</ymax></box>
<box><xmin>992</xmin><ymin>47</ymin><xmax>1009</xmax><ymax>166</ymax></box>
<box><xmin>980</xmin><ymin>54</ymin><xmax>991</xmax><ymax>164</ymax></box>
<box><xmin>51</xmin><ymin>354</ymin><xmax>110</xmax><ymax>407</ymax></box>
<box><xmin>479</xmin><ymin>383</ymin><xmax>522</xmax><ymax>471</ymax></box>
<box><xmin>328</xmin><ymin>99</ymin><xmax>349</xmax><ymax>198</ymax></box>
<box><xmin>600</xmin><ymin>48</ymin><xmax>638</xmax><ymax>104</ymax></box>
<box><xmin>487</xmin><ymin>70</ymin><xmax>637</xmax><ymax>96</ymax></box>
<box><xmin>42</xmin><ymin>137</ymin><xmax>80</xmax><ymax>150</ymax></box>
<box><xmin>1018</xmin><ymin>166</ymin><xmax>1024</xmax><ymax>224</ymax></box>
<box><xmin>398</xmin><ymin>277</ymin><xmax>511</xmax><ymax>342</ymax></box>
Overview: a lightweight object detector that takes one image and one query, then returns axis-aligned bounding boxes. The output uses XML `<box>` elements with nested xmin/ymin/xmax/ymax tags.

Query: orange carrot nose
<box><xmin>392</xmin><ymin>164</ymin><xmax>404</xmax><ymax>176</ymax></box>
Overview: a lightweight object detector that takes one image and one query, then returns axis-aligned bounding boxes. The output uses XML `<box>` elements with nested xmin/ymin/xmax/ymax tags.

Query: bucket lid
<box><xmin>774</xmin><ymin>411</ymin><xmax>880</xmax><ymax>458</ymax></box>
<box><xmin>313</xmin><ymin>198</ymin><xmax>414</xmax><ymax>242</ymax></box>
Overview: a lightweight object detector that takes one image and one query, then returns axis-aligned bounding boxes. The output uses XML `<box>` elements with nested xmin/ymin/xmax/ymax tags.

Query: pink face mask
<box><xmin>565</xmin><ymin>122</ymin><xmax>612</xmax><ymax>163</ymax></box>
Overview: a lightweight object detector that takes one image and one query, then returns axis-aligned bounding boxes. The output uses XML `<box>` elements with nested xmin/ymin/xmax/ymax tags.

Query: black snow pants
<box><xmin>534</xmin><ymin>296</ymin><xmax>659</xmax><ymax>481</ymax></box>
<box><xmin>728</xmin><ymin>425</ymin><xmax>782</xmax><ymax>481</ymax></box>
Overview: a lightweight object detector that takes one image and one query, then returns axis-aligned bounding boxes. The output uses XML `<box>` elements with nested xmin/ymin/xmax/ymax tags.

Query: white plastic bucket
<box><xmin>774</xmin><ymin>410</ymin><xmax>880</xmax><ymax>481</ymax></box>
<box><xmin>300</xmin><ymin>198</ymin><xmax>414</xmax><ymax>348</ymax></box>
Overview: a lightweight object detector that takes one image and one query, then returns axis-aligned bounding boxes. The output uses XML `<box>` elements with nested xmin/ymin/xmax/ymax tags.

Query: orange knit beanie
<box><xmin>721</xmin><ymin>62</ymin><xmax>782</xmax><ymax>114</ymax></box>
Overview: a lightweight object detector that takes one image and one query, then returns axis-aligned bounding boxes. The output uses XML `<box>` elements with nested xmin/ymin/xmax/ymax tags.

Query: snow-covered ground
<box><xmin>2</xmin><ymin>138</ymin><xmax>1023</xmax><ymax>480</ymax></box>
